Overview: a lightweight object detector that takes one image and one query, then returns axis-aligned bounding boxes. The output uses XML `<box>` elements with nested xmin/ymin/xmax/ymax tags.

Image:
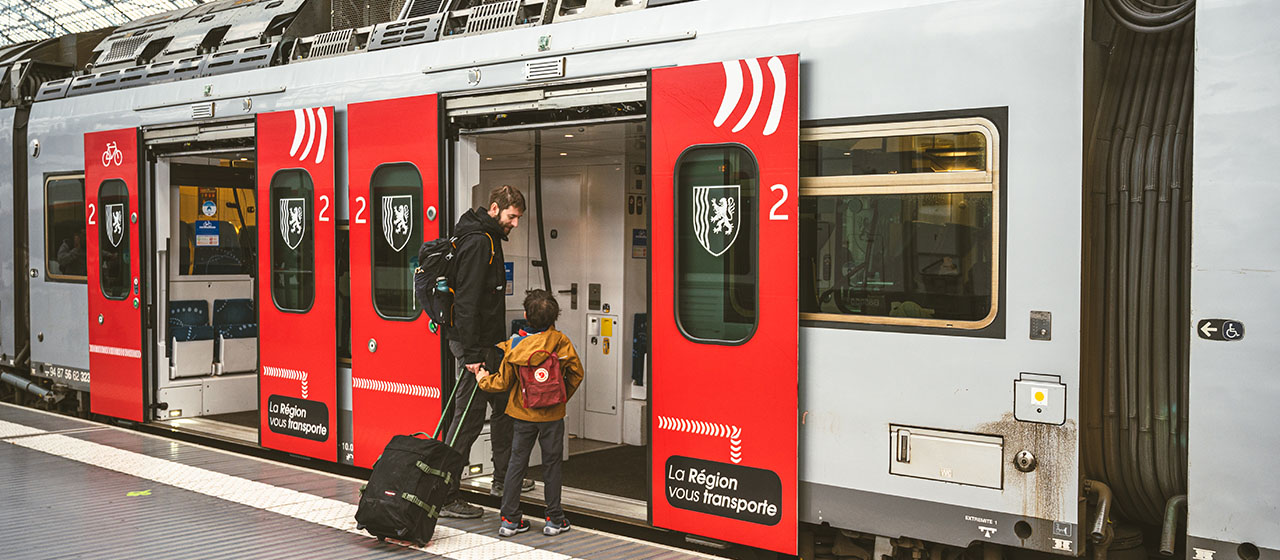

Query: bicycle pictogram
<box><xmin>102</xmin><ymin>142</ymin><xmax>123</xmax><ymax>167</ymax></box>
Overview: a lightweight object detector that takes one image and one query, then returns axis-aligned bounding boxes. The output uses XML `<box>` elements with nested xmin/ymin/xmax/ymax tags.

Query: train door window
<box><xmin>46</xmin><ymin>175</ymin><xmax>87</xmax><ymax>281</ymax></box>
<box><xmin>269</xmin><ymin>169</ymin><xmax>315</xmax><ymax>312</ymax></box>
<box><xmin>798</xmin><ymin>118</ymin><xmax>999</xmax><ymax>329</ymax></box>
<box><xmin>674</xmin><ymin>145</ymin><xmax>757</xmax><ymax>344</ymax></box>
<box><xmin>370</xmin><ymin>163</ymin><xmax>423</xmax><ymax>319</ymax></box>
<box><xmin>97</xmin><ymin>179</ymin><xmax>131</xmax><ymax>299</ymax></box>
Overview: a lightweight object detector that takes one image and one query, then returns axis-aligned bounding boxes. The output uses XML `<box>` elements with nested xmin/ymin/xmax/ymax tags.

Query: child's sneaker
<box><xmin>543</xmin><ymin>517</ymin><xmax>571</xmax><ymax>536</ymax></box>
<box><xmin>499</xmin><ymin>517</ymin><xmax>530</xmax><ymax>537</ymax></box>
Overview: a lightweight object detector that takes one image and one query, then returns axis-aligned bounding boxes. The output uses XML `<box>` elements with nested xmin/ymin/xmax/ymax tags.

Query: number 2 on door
<box><xmin>769</xmin><ymin>184</ymin><xmax>789</xmax><ymax>221</ymax></box>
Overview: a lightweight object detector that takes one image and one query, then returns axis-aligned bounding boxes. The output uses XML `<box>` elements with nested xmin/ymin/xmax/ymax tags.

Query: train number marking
<box><xmin>768</xmin><ymin>184</ymin><xmax>789</xmax><ymax>221</ymax></box>
<box><xmin>87</xmin><ymin>203</ymin><xmax>96</xmax><ymax>226</ymax></box>
<box><xmin>318</xmin><ymin>195</ymin><xmax>331</xmax><ymax>222</ymax></box>
<box><xmin>354</xmin><ymin>196</ymin><xmax>367</xmax><ymax>224</ymax></box>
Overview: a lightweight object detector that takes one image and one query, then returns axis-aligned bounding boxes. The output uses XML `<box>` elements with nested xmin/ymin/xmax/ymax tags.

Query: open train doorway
<box><xmin>451</xmin><ymin>119</ymin><xmax>650</xmax><ymax>518</ymax></box>
<box><xmin>149</xmin><ymin>138</ymin><xmax>260</xmax><ymax>445</ymax></box>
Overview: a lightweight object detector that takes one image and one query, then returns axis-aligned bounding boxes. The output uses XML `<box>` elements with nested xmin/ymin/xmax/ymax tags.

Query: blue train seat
<box><xmin>169</xmin><ymin>299</ymin><xmax>214</xmax><ymax>378</ymax></box>
<box><xmin>213</xmin><ymin>298</ymin><xmax>257</xmax><ymax>374</ymax></box>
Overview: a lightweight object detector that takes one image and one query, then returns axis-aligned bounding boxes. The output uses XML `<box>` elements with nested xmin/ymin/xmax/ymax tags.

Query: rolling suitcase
<box><xmin>355</xmin><ymin>372</ymin><xmax>479</xmax><ymax>546</ymax></box>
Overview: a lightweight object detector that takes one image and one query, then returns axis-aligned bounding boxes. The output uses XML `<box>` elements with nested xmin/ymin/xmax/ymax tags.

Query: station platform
<box><xmin>0</xmin><ymin>402</ymin><xmax>715</xmax><ymax>560</ymax></box>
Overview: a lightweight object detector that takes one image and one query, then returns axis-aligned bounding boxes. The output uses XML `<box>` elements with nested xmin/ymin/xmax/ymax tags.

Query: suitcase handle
<box><xmin>430</xmin><ymin>367</ymin><xmax>480</xmax><ymax>444</ymax></box>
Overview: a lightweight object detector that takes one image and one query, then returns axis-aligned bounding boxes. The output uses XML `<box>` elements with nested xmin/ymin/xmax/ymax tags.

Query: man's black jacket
<box><xmin>447</xmin><ymin>208</ymin><xmax>507</xmax><ymax>364</ymax></box>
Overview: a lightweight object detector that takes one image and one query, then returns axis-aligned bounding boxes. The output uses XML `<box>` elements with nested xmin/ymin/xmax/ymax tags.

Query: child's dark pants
<box><xmin>502</xmin><ymin>418</ymin><xmax>565</xmax><ymax>523</ymax></box>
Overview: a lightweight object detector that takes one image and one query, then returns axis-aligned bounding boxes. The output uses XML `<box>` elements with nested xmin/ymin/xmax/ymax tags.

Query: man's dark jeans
<box><xmin>502</xmin><ymin>418</ymin><xmax>565</xmax><ymax>523</ymax></box>
<box><xmin>445</xmin><ymin>340</ymin><xmax>512</xmax><ymax>503</ymax></box>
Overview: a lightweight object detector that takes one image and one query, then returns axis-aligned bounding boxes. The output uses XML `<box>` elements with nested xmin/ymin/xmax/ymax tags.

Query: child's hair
<box><xmin>523</xmin><ymin>289</ymin><xmax>560</xmax><ymax>331</ymax></box>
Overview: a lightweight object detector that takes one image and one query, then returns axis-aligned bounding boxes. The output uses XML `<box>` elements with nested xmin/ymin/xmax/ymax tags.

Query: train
<box><xmin>0</xmin><ymin>0</ymin><xmax>1275</xmax><ymax>558</ymax></box>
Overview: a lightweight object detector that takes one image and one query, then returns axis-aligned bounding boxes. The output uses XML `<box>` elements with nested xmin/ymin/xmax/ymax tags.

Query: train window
<box><xmin>269</xmin><ymin>170</ymin><xmax>315</xmax><ymax>312</ymax></box>
<box><xmin>97</xmin><ymin>179</ymin><xmax>131</xmax><ymax>300</ymax></box>
<box><xmin>801</xmin><ymin>131</ymin><xmax>988</xmax><ymax>177</ymax></box>
<box><xmin>370</xmin><ymin>163</ymin><xmax>423</xmax><ymax>320</ymax></box>
<box><xmin>799</xmin><ymin>119</ymin><xmax>999</xmax><ymax>329</ymax></box>
<box><xmin>173</xmin><ymin>173</ymin><xmax>257</xmax><ymax>277</ymax></box>
<box><xmin>674</xmin><ymin>145</ymin><xmax>758</xmax><ymax>344</ymax></box>
<box><xmin>45</xmin><ymin>175</ymin><xmax>87</xmax><ymax>282</ymax></box>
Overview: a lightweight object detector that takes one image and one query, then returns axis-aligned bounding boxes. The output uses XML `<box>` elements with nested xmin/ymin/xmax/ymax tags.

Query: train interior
<box><xmin>453</xmin><ymin>121</ymin><xmax>651</xmax><ymax>508</ymax></box>
<box><xmin>154</xmin><ymin>149</ymin><xmax>261</xmax><ymax>442</ymax></box>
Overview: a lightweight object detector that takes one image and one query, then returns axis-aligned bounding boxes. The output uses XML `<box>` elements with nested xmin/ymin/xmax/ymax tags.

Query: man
<box><xmin>57</xmin><ymin>231</ymin><xmax>86</xmax><ymax>276</ymax></box>
<box><xmin>440</xmin><ymin>185</ymin><xmax>533</xmax><ymax>518</ymax></box>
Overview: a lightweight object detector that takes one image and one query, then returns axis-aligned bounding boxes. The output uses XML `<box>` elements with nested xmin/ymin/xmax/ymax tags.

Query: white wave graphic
<box><xmin>315</xmin><ymin>108</ymin><xmax>327</xmax><ymax>165</ymax></box>
<box><xmin>299</xmin><ymin>108</ymin><xmax>316</xmax><ymax>163</ymax></box>
<box><xmin>289</xmin><ymin>109</ymin><xmax>305</xmax><ymax>157</ymax></box>
<box><xmin>714</xmin><ymin>60</ymin><xmax>743</xmax><ymax>128</ymax></box>
<box><xmin>713</xmin><ymin>56</ymin><xmax>786</xmax><ymax>137</ymax></box>
<box><xmin>287</xmin><ymin>107</ymin><xmax>328</xmax><ymax>164</ymax></box>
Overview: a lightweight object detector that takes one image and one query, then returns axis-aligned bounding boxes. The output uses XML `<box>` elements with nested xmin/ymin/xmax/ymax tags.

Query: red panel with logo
<box><xmin>85</xmin><ymin>128</ymin><xmax>145</xmax><ymax>422</ymax></box>
<box><xmin>257</xmin><ymin>107</ymin><xmax>338</xmax><ymax>461</ymax></box>
<box><xmin>649</xmin><ymin>55</ymin><xmax>799</xmax><ymax>554</ymax></box>
<box><xmin>347</xmin><ymin>94</ymin><xmax>443</xmax><ymax>468</ymax></box>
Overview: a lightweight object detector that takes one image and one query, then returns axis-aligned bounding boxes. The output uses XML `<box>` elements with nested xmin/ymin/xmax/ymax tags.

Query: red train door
<box><xmin>649</xmin><ymin>55</ymin><xmax>799</xmax><ymax>555</ymax></box>
<box><xmin>256</xmin><ymin>107</ymin><xmax>338</xmax><ymax>461</ymax></box>
<box><xmin>85</xmin><ymin>128</ymin><xmax>145</xmax><ymax>422</ymax></box>
<box><xmin>347</xmin><ymin>94</ymin><xmax>443</xmax><ymax>468</ymax></box>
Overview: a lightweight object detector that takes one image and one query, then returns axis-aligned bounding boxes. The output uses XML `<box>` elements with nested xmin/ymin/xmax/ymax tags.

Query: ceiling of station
<box><xmin>0</xmin><ymin>0</ymin><xmax>204</xmax><ymax>46</ymax></box>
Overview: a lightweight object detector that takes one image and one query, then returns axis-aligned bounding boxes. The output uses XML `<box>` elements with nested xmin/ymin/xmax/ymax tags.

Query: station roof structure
<box><xmin>0</xmin><ymin>0</ymin><xmax>203</xmax><ymax>46</ymax></box>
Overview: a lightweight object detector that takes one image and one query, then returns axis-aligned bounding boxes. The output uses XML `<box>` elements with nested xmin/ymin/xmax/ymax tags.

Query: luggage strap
<box><xmin>400</xmin><ymin>492</ymin><xmax>439</xmax><ymax>519</ymax></box>
<box><xmin>415</xmin><ymin>461</ymin><xmax>453</xmax><ymax>485</ymax></box>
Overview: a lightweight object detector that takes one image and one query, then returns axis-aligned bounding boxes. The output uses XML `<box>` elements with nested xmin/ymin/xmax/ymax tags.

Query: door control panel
<box><xmin>1014</xmin><ymin>372</ymin><xmax>1067</xmax><ymax>424</ymax></box>
<box><xmin>588</xmin><ymin>283</ymin><xmax>601</xmax><ymax>310</ymax></box>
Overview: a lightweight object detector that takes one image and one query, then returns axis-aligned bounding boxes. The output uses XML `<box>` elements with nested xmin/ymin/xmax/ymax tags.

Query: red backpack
<box><xmin>517</xmin><ymin>350</ymin><xmax>567</xmax><ymax>408</ymax></box>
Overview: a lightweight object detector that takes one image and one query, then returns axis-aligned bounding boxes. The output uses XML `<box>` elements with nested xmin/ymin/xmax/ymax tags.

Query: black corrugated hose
<box><xmin>1082</xmin><ymin>0</ymin><xmax>1193</xmax><ymax>532</ymax></box>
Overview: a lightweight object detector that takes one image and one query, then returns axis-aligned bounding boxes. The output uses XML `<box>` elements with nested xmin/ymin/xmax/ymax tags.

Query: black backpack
<box><xmin>414</xmin><ymin>231</ymin><xmax>491</xmax><ymax>330</ymax></box>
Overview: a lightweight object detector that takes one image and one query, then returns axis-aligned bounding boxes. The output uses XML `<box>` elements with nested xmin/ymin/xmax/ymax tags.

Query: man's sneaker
<box><xmin>499</xmin><ymin>517</ymin><xmax>530</xmax><ymax>537</ymax></box>
<box><xmin>439</xmin><ymin>499</ymin><xmax>482</xmax><ymax>519</ymax></box>
<box><xmin>543</xmin><ymin>517</ymin><xmax>571</xmax><ymax>536</ymax></box>
<box><xmin>492</xmin><ymin>478</ymin><xmax>536</xmax><ymax>496</ymax></box>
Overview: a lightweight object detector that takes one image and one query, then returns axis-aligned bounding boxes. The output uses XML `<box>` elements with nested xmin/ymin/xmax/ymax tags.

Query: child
<box><xmin>475</xmin><ymin>289</ymin><xmax>583</xmax><ymax>537</ymax></box>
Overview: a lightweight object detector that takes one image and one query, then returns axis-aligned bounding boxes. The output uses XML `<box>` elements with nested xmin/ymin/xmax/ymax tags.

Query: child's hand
<box><xmin>473</xmin><ymin>368</ymin><xmax>488</xmax><ymax>382</ymax></box>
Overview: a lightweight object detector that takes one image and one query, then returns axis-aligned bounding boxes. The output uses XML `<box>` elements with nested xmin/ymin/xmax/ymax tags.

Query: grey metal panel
<box><xmin>0</xmin><ymin>108</ymin><xmax>13</xmax><ymax>360</ymax></box>
<box><xmin>27</xmin><ymin>115</ymin><xmax>89</xmax><ymax>373</ymax></box>
<box><xmin>368</xmin><ymin>14</ymin><xmax>444</xmax><ymax>52</ymax></box>
<box><xmin>802</xmin><ymin>481</ymin><xmax>1080</xmax><ymax>554</ymax></box>
<box><xmin>1189</xmin><ymin>0</ymin><xmax>1280</xmax><ymax>554</ymax></box>
<box><xmin>794</xmin><ymin>1</ymin><xmax>1085</xmax><ymax>549</ymax></box>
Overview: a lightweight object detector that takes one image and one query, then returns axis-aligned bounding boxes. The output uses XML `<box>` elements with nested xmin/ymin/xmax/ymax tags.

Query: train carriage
<box><xmin>0</xmin><ymin>0</ymin><xmax>1275</xmax><ymax>558</ymax></box>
